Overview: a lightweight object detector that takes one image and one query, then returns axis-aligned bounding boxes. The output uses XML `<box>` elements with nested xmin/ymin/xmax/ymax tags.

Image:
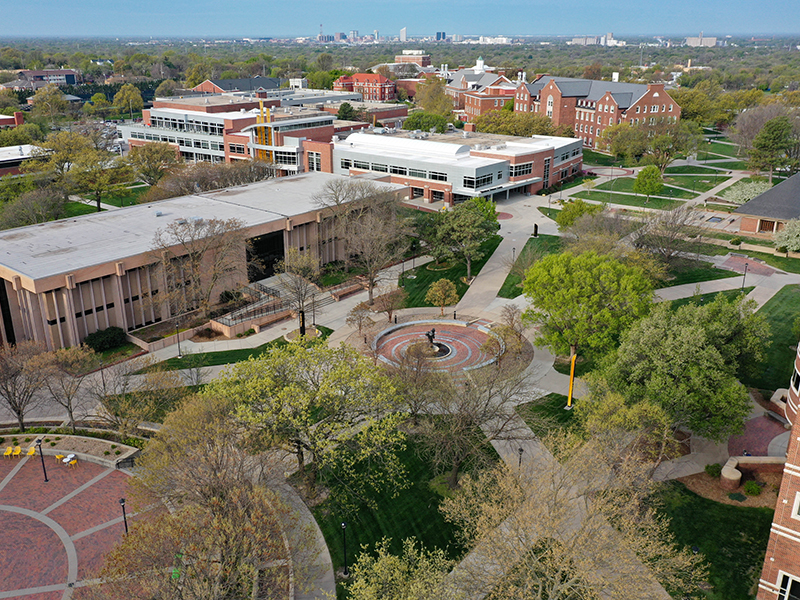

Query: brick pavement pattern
<box><xmin>0</xmin><ymin>456</ymin><xmax>139</xmax><ymax>600</ymax></box>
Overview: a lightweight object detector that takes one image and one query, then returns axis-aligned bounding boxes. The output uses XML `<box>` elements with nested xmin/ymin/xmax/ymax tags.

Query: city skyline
<box><xmin>4</xmin><ymin>0</ymin><xmax>800</xmax><ymax>39</ymax></box>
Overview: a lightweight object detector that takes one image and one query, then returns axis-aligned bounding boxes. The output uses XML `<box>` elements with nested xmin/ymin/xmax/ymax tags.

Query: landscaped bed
<box><xmin>497</xmin><ymin>234</ymin><xmax>562</xmax><ymax>299</ymax></box>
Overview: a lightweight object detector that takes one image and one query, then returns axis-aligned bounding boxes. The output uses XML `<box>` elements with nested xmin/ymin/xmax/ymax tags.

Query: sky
<box><xmin>3</xmin><ymin>0</ymin><xmax>799</xmax><ymax>38</ymax></box>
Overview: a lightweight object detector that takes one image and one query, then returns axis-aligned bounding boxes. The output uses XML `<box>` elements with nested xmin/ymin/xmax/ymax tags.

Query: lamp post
<box><xmin>512</xmin><ymin>247</ymin><xmax>516</xmax><ymax>261</ymax></box>
<box><xmin>341</xmin><ymin>521</ymin><xmax>349</xmax><ymax>577</ymax></box>
<box><xmin>35</xmin><ymin>439</ymin><xmax>48</xmax><ymax>483</ymax></box>
<box><xmin>518</xmin><ymin>447</ymin><xmax>524</xmax><ymax>469</ymax></box>
<box><xmin>119</xmin><ymin>498</ymin><xmax>128</xmax><ymax>534</ymax></box>
<box><xmin>742</xmin><ymin>262</ymin><xmax>749</xmax><ymax>290</ymax></box>
<box><xmin>175</xmin><ymin>324</ymin><xmax>182</xmax><ymax>359</ymax></box>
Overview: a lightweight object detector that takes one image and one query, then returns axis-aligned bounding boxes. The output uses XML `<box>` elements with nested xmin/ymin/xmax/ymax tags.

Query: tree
<box><xmin>337</xmin><ymin>102</ymin><xmax>357</xmax><ymax>120</ymax></box>
<box><xmin>152</xmin><ymin>217</ymin><xmax>248</xmax><ymax>318</ymax></box>
<box><xmin>154</xmin><ymin>79</ymin><xmax>179</xmax><ymax>97</ymax></box>
<box><xmin>601</xmin><ymin>123</ymin><xmax>648</xmax><ymax>164</ymax></box>
<box><xmin>113</xmin><ymin>83</ymin><xmax>144</xmax><ymax>119</ymax></box>
<box><xmin>554</xmin><ymin>198</ymin><xmax>603</xmax><ymax>230</ymax></box>
<box><xmin>749</xmin><ymin>115</ymin><xmax>799</xmax><ymax>182</ymax></box>
<box><xmin>603</xmin><ymin>297</ymin><xmax>768</xmax><ymax>441</ymax></box>
<box><xmin>0</xmin><ymin>186</ymin><xmax>67</xmax><ymax>229</ymax></box>
<box><xmin>402</xmin><ymin>111</ymin><xmax>450</xmax><ymax>133</ymax></box>
<box><xmin>30</xmin><ymin>83</ymin><xmax>68</xmax><ymax>125</ymax></box>
<box><xmin>0</xmin><ymin>341</ymin><xmax>48</xmax><ymax>431</ymax></box>
<box><xmin>474</xmin><ymin>111</ymin><xmax>557</xmax><ymax>137</ymax></box>
<box><xmin>207</xmin><ymin>341</ymin><xmax>406</xmax><ymax>507</ymax></box>
<box><xmin>30</xmin><ymin>345</ymin><xmax>98</xmax><ymax>432</ymax></box>
<box><xmin>633</xmin><ymin>165</ymin><xmax>663</xmax><ymax>203</ymax></box>
<box><xmin>346</xmin><ymin>538</ymin><xmax>457</xmax><ymax>600</ymax></box>
<box><xmin>0</xmin><ymin>123</ymin><xmax>44</xmax><ymax>148</ymax></box>
<box><xmin>414</xmin><ymin>76</ymin><xmax>453</xmax><ymax>116</ymax></box>
<box><xmin>83</xmin><ymin>92</ymin><xmax>113</xmax><ymax>119</ymax></box>
<box><xmin>440</xmin><ymin>199</ymin><xmax>497</xmax><ymax>280</ymax></box>
<box><xmin>522</xmin><ymin>252</ymin><xmax>653</xmax><ymax>358</ymax></box>
<box><xmin>441</xmin><ymin>435</ymin><xmax>706</xmax><ymax>600</ymax></box>
<box><xmin>346</xmin><ymin>301</ymin><xmax>373</xmax><ymax>334</ymax></box>
<box><xmin>426</xmin><ymin>278</ymin><xmax>459</xmax><ymax>315</ymax></box>
<box><xmin>72</xmin><ymin>150</ymin><xmax>132</xmax><ymax>211</ymax></box>
<box><xmin>143</xmin><ymin>159</ymin><xmax>274</xmax><ymax>202</ymax></box>
<box><xmin>372</xmin><ymin>287</ymin><xmax>408</xmax><ymax>322</ymax></box>
<box><xmin>645</xmin><ymin>120</ymin><xmax>703</xmax><ymax>173</ymax></box>
<box><xmin>126</xmin><ymin>142</ymin><xmax>181</xmax><ymax>186</ymax></box>
<box><xmin>775</xmin><ymin>219</ymin><xmax>800</xmax><ymax>252</ymax></box>
<box><xmin>583</xmin><ymin>61</ymin><xmax>602</xmax><ymax>80</ymax></box>
<box><xmin>275</xmin><ymin>246</ymin><xmax>320</xmax><ymax>329</ymax></box>
<box><xmin>730</xmin><ymin>103</ymin><xmax>790</xmax><ymax>153</ymax></box>
<box><xmin>631</xmin><ymin>205</ymin><xmax>702</xmax><ymax>264</ymax></box>
<box><xmin>25</xmin><ymin>131</ymin><xmax>93</xmax><ymax>188</ymax></box>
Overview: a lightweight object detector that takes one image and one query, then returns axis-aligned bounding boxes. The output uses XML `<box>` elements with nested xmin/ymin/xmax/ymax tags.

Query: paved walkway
<box><xmin>0</xmin><ymin>456</ymin><xmax>150</xmax><ymax>600</ymax></box>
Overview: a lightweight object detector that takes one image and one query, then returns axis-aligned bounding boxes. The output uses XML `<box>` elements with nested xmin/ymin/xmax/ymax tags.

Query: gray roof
<box><xmin>734</xmin><ymin>174</ymin><xmax>800</xmax><ymax>221</ymax></box>
<box><xmin>209</xmin><ymin>77</ymin><xmax>283</xmax><ymax>92</ymax></box>
<box><xmin>523</xmin><ymin>76</ymin><xmax>649</xmax><ymax>109</ymax></box>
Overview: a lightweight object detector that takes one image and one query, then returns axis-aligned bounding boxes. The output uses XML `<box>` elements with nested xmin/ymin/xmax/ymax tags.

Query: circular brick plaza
<box><xmin>374</xmin><ymin>319</ymin><xmax>501</xmax><ymax>372</ymax></box>
<box><xmin>0</xmin><ymin>453</ymin><xmax>155</xmax><ymax>599</ymax></box>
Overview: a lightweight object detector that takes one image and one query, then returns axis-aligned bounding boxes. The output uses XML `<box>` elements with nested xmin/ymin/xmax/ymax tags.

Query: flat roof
<box><xmin>0</xmin><ymin>144</ymin><xmax>34</xmax><ymax>163</ymax></box>
<box><xmin>0</xmin><ymin>172</ymin><xmax>404</xmax><ymax>281</ymax></box>
<box><xmin>155</xmin><ymin>95</ymin><xmax>259</xmax><ymax>108</ymax></box>
<box><xmin>151</xmin><ymin>105</ymin><xmax>331</xmax><ymax>123</ymax></box>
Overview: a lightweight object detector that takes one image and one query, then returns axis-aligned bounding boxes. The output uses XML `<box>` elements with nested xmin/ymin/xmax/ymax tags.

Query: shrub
<box><xmin>743</xmin><ymin>480</ymin><xmax>762</xmax><ymax>496</ymax></box>
<box><xmin>104</xmin><ymin>450</ymin><xmax>110</xmax><ymax>455</ymax></box>
<box><xmin>111</xmin><ymin>444</ymin><xmax>117</xmax><ymax>449</ymax></box>
<box><xmin>50</xmin><ymin>442</ymin><xmax>56</xmax><ymax>446</ymax></box>
<box><xmin>219</xmin><ymin>289</ymin><xmax>242</xmax><ymax>304</ymax></box>
<box><xmin>777</xmin><ymin>245</ymin><xmax>789</xmax><ymax>254</ymax></box>
<box><xmin>729</xmin><ymin>237</ymin><xmax>742</xmax><ymax>246</ymax></box>
<box><xmin>705</xmin><ymin>463</ymin><xmax>722</xmax><ymax>478</ymax></box>
<box><xmin>115</xmin><ymin>450</ymin><xmax>121</xmax><ymax>455</ymax></box>
<box><xmin>720</xmin><ymin>180</ymin><xmax>771</xmax><ymax>205</ymax></box>
<box><xmin>775</xmin><ymin>219</ymin><xmax>800</xmax><ymax>252</ymax></box>
<box><xmin>24</xmin><ymin>437</ymin><xmax>31</xmax><ymax>442</ymax></box>
<box><xmin>84</xmin><ymin>326</ymin><xmax>127</xmax><ymax>352</ymax></box>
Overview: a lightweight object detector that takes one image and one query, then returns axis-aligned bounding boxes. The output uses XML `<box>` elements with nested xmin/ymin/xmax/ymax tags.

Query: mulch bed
<box><xmin>677</xmin><ymin>471</ymin><xmax>781</xmax><ymax>508</ymax></box>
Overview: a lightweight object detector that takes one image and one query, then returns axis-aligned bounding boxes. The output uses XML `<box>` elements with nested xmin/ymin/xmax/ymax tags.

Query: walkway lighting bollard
<box><xmin>36</xmin><ymin>439</ymin><xmax>48</xmax><ymax>483</ymax></box>
<box><xmin>518</xmin><ymin>447</ymin><xmax>524</xmax><ymax>469</ymax></box>
<box><xmin>176</xmin><ymin>324</ymin><xmax>182</xmax><ymax>359</ymax></box>
<box><xmin>120</xmin><ymin>498</ymin><xmax>128</xmax><ymax>534</ymax></box>
<box><xmin>341</xmin><ymin>521</ymin><xmax>349</xmax><ymax>577</ymax></box>
<box><xmin>742</xmin><ymin>263</ymin><xmax>749</xmax><ymax>290</ymax></box>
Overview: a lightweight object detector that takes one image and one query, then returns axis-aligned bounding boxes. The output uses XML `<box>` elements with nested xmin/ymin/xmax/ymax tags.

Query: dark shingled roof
<box><xmin>522</xmin><ymin>76</ymin><xmax>650</xmax><ymax>109</ymax></box>
<box><xmin>734</xmin><ymin>173</ymin><xmax>800</xmax><ymax>220</ymax></box>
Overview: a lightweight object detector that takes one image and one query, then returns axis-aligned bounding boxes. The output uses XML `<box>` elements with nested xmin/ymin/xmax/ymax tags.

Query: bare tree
<box><xmin>346</xmin><ymin>301</ymin><xmax>373</xmax><ymax>335</ymax></box>
<box><xmin>0</xmin><ymin>341</ymin><xmax>48</xmax><ymax>431</ymax></box>
<box><xmin>275</xmin><ymin>246</ymin><xmax>320</xmax><ymax>330</ymax></box>
<box><xmin>0</xmin><ymin>186</ymin><xmax>67</xmax><ymax>230</ymax></box>
<box><xmin>729</xmin><ymin>103</ymin><xmax>790</xmax><ymax>154</ymax></box>
<box><xmin>631</xmin><ymin>205</ymin><xmax>703</xmax><ymax>264</ymax></box>
<box><xmin>30</xmin><ymin>345</ymin><xmax>98</xmax><ymax>432</ymax></box>
<box><xmin>385</xmin><ymin>342</ymin><xmax>448</xmax><ymax>426</ymax></box>
<box><xmin>152</xmin><ymin>217</ymin><xmax>248</xmax><ymax>319</ymax></box>
<box><xmin>372</xmin><ymin>287</ymin><xmax>408</xmax><ymax>322</ymax></box>
<box><xmin>142</xmin><ymin>160</ymin><xmax>275</xmax><ymax>203</ymax></box>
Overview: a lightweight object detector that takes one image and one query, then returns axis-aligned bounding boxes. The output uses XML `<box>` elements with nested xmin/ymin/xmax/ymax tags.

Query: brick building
<box><xmin>462</xmin><ymin>81</ymin><xmax>518</xmax><ymax>122</ymax></box>
<box><xmin>333</xmin><ymin>73</ymin><xmax>396</xmax><ymax>102</ymax></box>
<box><xmin>394</xmin><ymin>50</ymin><xmax>431</xmax><ymax>67</ymax></box>
<box><xmin>513</xmin><ymin>76</ymin><xmax>681</xmax><ymax>148</ymax></box>
<box><xmin>191</xmin><ymin>76</ymin><xmax>283</xmax><ymax>95</ymax></box>
<box><xmin>735</xmin><ymin>174</ymin><xmax>800</xmax><ymax>237</ymax></box>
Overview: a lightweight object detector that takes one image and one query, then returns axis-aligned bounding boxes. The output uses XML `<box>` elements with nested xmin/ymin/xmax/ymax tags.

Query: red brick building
<box><xmin>513</xmin><ymin>76</ymin><xmax>681</xmax><ymax>148</ymax></box>
<box><xmin>462</xmin><ymin>82</ymin><xmax>517</xmax><ymax>122</ymax></box>
<box><xmin>735</xmin><ymin>174</ymin><xmax>800</xmax><ymax>237</ymax></box>
<box><xmin>394</xmin><ymin>50</ymin><xmax>432</xmax><ymax>67</ymax></box>
<box><xmin>333</xmin><ymin>73</ymin><xmax>396</xmax><ymax>102</ymax></box>
<box><xmin>191</xmin><ymin>77</ymin><xmax>283</xmax><ymax>95</ymax></box>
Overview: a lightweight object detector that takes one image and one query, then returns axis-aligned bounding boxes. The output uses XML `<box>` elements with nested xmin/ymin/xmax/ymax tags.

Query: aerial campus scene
<box><xmin>1</xmin><ymin>2</ymin><xmax>800</xmax><ymax>599</ymax></box>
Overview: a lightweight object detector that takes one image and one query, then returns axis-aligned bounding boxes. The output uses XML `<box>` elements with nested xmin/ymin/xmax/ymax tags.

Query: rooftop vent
<box><xmin>155</xmin><ymin>211</ymin><xmax>164</xmax><ymax>217</ymax></box>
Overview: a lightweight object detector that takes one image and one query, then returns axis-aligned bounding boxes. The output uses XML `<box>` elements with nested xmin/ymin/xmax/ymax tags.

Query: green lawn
<box><xmin>582</xmin><ymin>149</ymin><xmax>622</xmax><ymax>167</ymax></box>
<box><xmin>669</xmin><ymin>287</ymin><xmax>754</xmax><ymax>310</ymax></box>
<box><xmin>497</xmin><ymin>235</ymin><xmax>562</xmax><ymax>299</ymax></box>
<box><xmin>537</xmin><ymin>206</ymin><xmax>561</xmax><ymax>220</ymax></box>
<box><xmin>63</xmin><ymin>201</ymin><xmax>99</xmax><ymax>217</ymax></box>
<box><xmin>399</xmin><ymin>235</ymin><xmax>502</xmax><ymax>308</ymax></box>
<box><xmin>743</xmin><ymin>284</ymin><xmax>800</xmax><ymax>391</ymax></box>
<box><xmin>704</xmin><ymin>203</ymin><xmax>738</xmax><ymax>213</ymax></box>
<box><xmin>313</xmin><ymin>437</ymin><xmax>467</xmax><ymax>577</ymax></box>
<box><xmin>594</xmin><ymin>177</ymin><xmax>697</xmax><ymax>199</ymax></box>
<box><xmin>154</xmin><ymin>325</ymin><xmax>333</xmax><ymax>371</ymax></box>
<box><xmin>573</xmin><ymin>190</ymin><xmax>684</xmax><ymax>211</ymax></box>
<box><xmin>709</xmin><ymin>160</ymin><xmax>751</xmax><ymax>171</ymax></box>
<box><xmin>695</xmin><ymin>230</ymin><xmax>775</xmax><ymax>248</ymax></box>
<box><xmin>663</xmin><ymin>259</ymin><xmax>740</xmax><ymax>288</ymax></box>
<box><xmin>655</xmin><ymin>481</ymin><xmax>773</xmax><ymax>600</ymax></box>
<box><xmin>92</xmin><ymin>185</ymin><xmax>150</xmax><ymax>208</ymax></box>
<box><xmin>559</xmin><ymin>174</ymin><xmax>597</xmax><ymax>191</ymax></box>
<box><xmin>516</xmin><ymin>393</ymin><xmax>575</xmax><ymax>436</ymax></box>
<box><xmin>664</xmin><ymin>165</ymin><xmax>721</xmax><ymax>175</ymax></box>
<box><xmin>663</xmin><ymin>175</ymin><xmax>731</xmax><ymax>193</ymax></box>
<box><xmin>672</xmin><ymin>239</ymin><xmax>732</xmax><ymax>257</ymax></box>
<box><xmin>707</xmin><ymin>141</ymin><xmax>742</xmax><ymax>158</ymax></box>
<box><xmin>738</xmin><ymin>249</ymin><xmax>800</xmax><ymax>275</ymax></box>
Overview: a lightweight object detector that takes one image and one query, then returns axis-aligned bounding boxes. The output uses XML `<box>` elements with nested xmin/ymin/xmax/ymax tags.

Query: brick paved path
<box><xmin>0</xmin><ymin>455</ymin><xmax>148</xmax><ymax>599</ymax></box>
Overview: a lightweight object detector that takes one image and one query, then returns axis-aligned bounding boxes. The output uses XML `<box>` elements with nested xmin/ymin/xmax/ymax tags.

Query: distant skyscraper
<box><xmin>349</xmin><ymin>30</ymin><xmax>359</xmax><ymax>40</ymax></box>
<box><xmin>436</xmin><ymin>31</ymin><xmax>446</xmax><ymax>41</ymax></box>
<box><xmin>374</xmin><ymin>29</ymin><xmax>379</xmax><ymax>41</ymax></box>
<box><xmin>400</xmin><ymin>27</ymin><xmax>407</xmax><ymax>42</ymax></box>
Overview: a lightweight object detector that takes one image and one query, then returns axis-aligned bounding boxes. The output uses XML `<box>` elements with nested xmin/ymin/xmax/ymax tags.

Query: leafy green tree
<box><xmin>646</xmin><ymin>120</ymin><xmax>703</xmax><ymax>173</ymax></box>
<box><xmin>154</xmin><ymin>79</ymin><xmax>179</xmax><ymax>97</ymax></box>
<box><xmin>113</xmin><ymin>83</ymin><xmax>144</xmax><ymax>119</ymax></box>
<box><xmin>25</xmin><ymin>130</ymin><xmax>94</xmax><ymax>187</ymax></box>
<box><xmin>602</xmin><ymin>296</ymin><xmax>766</xmax><ymax>441</ymax></box>
<box><xmin>555</xmin><ymin>198</ymin><xmax>603</xmax><ymax>230</ymax></box>
<box><xmin>440</xmin><ymin>200</ymin><xmax>497</xmax><ymax>279</ymax></box>
<box><xmin>522</xmin><ymin>252</ymin><xmax>653</xmax><ymax>357</ymax></box>
<box><xmin>474</xmin><ymin>111</ymin><xmax>556</xmax><ymax>136</ymax></box>
<box><xmin>72</xmin><ymin>150</ymin><xmax>132</xmax><ymax>211</ymax></box>
<box><xmin>402</xmin><ymin>111</ymin><xmax>450</xmax><ymax>133</ymax></box>
<box><xmin>315</xmin><ymin>52</ymin><xmax>334</xmax><ymax>72</ymax></box>
<box><xmin>425</xmin><ymin>278</ymin><xmax>459</xmax><ymax>315</ymax></box>
<box><xmin>0</xmin><ymin>123</ymin><xmax>44</xmax><ymax>148</ymax></box>
<box><xmin>414</xmin><ymin>76</ymin><xmax>453</xmax><ymax>116</ymax></box>
<box><xmin>83</xmin><ymin>92</ymin><xmax>113</xmax><ymax>119</ymax></box>
<box><xmin>749</xmin><ymin>115</ymin><xmax>799</xmax><ymax>182</ymax></box>
<box><xmin>601</xmin><ymin>123</ymin><xmax>648</xmax><ymax>163</ymax></box>
<box><xmin>775</xmin><ymin>219</ymin><xmax>800</xmax><ymax>252</ymax></box>
<box><xmin>337</xmin><ymin>102</ymin><xmax>357</xmax><ymax>120</ymax></box>
<box><xmin>207</xmin><ymin>341</ymin><xmax>407</xmax><ymax>508</ymax></box>
<box><xmin>30</xmin><ymin>83</ymin><xmax>68</xmax><ymax>125</ymax></box>
<box><xmin>633</xmin><ymin>165</ymin><xmax>663</xmax><ymax>203</ymax></box>
<box><xmin>126</xmin><ymin>141</ymin><xmax>181</xmax><ymax>186</ymax></box>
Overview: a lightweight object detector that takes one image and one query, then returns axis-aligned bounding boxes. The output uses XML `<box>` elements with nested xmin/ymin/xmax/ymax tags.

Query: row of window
<box><xmin>341</xmin><ymin>158</ymin><xmax>448</xmax><ymax>181</ymax></box>
<box><xmin>229</xmin><ymin>143</ymin><xmax>246</xmax><ymax>155</ymax></box>
<box><xmin>150</xmin><ymin>116</ymin><xmax>225</xmax><ymax>136</ymax></box>
<box><xmin>510</xmin><ymin>162</ymin><xmax>532</xmax><ymax>177</ymax></box>
<box><xmin>129</xmin><ymin>131</ymin><xmax>224</xmax><ymax>152</ymax></box>
<box><xmin>463</xmin><ymin>173</ymin><xmax>494</xmax><ymax>189</ymax></box>
<box><xmin>635</xmin><ymin>104</ymin><xmax>674</xmax><ymax>114</ymax></box>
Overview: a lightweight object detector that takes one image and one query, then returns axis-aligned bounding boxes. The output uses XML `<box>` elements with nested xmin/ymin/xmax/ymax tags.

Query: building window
<box><xmin>409</xmin><ymin>168</ymin><xmax>427</xmax><ymax>179</ymax></box>
<box><xmin>636</xmin><ymin>106</ymin><xmax>640</xmax><ymax>113</ymax></box>
<box><xmin>610</xmin><ymin>105</ymin><xmax>615</xmax><ymax>113</ymax></box>
<box><xmin>463</xmin><ymin>173</ymin><xmax>493</xmax><ymax>189</ymax></box>
<box><xmin>778</xmin><ymin>574</ymin><xmax>800</xmax><ymax>600</ymax></box>
<box><xmin>371</xmin><ymin>163</ymin><xmax>388</xmax><ymax>172</ymax></box>
<box><xmin>352</xmin><ymin>160</ymin><xmax>370</xmax><ymax>170</ymax></box>
<box><xmin>510</xmin><ymin>162</ymin><xmax>532</xmax><ymax>177</ymax></box>
<box><xmin>428</xmin><ymin>171</ymin><xmax>448</xmax><ymax>182</ymax></box>
<box><xmin>431</xmin><ymin>190</ymin><xmax>445</xmax><ymax>202</ymax></box>
<box><xmin>411</xmin><ymin>187</ymin><xmax>424</xmax><ymax>198</ymax></box>
<box><xmin>309</xmin><ymin>151</ymin><xmax>321</xmax><ymax>172</ymax></box>
<box><xmin>669</xmin><ymin>104</ymin><xmax>673</xmax><ymax>112</ymax></box>
<box><xmin>274</xmin><ymin>151</ymin><xmax>298</xmax><ymax>165</ymax></box>
<box><xmin>390</xmin><ymin>165</ymin><xmax>408</xmax><ymax>175</ymax></box>
<box><xmin>341</xmin><ymin>158</ymin><xmax>352</xmax><ymax>169</ymax></box>
<box><xmin>546</xmin><ymin>95</ymin><xmax>554</xmax><ymax>118</ymax></box>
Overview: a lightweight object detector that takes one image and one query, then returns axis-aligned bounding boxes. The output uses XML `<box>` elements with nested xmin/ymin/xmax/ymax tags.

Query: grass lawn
<box><xmin>743</xmin><ymin>284</ymin><xmax>800</xmax><ymax>391</ymax></box>
<box><xmin>154</xmin><ymin>325</ymin><xmax>334</xmax><ymax>371</ymax></box>
<box><xmin>582</xmin><ymin>149</ymin><xmax>622</xmax><ymax>167</ymax></box>
<box><xmin>573</xmin><ymin>190</ymin><xmax>684</xmax><ymax>211</ymax></box>
<box><xmin>313</xmin><ymin>437</ymin><xmax>468</xmax><ymax>578</ymax></box>
<box><xmin>704</xmin><ymin>203</ymin><xmax>738</xmax><ymax>213</ymax></box>
<box><xmin>594</xmin><ymin>177</ymin><xmax>697</xmax><ymax>199</ymax></box>
<box><xmin>400</xmin><ymin>235</ymin><xmax>502</xmax><ymax>308</ymax></box>
<box><xmin>696</xmin><ymin>230</ymin><xmax>775</xmax><ymax>248</ymax></box>
<box><xmin>672</xmin><ymin>239</ymin><xmax>732</xmax><ymax>257</ymax></box>
<box><xmin>709</xmin><ymin>160</ymin><xmax>751</xmax><ymax>171</ymax></box>
<box><xmin>738</xmin><ymin>249</ymin><xmax>800</xmax><ymax>275</ymax></box>
<box><xmin>63</xmin><ymin>201</ymin><xmax>99</xmax><ymax>217</ymax></box>
<box><xmin>663</xmin><ymin>175</ymin><xmax>731</xmax><ymax>193</ymax></box>
<box><xmin>707</xmin><ymin>141</ymin><xmax>742</xmax><ymax>158</ymax></box>
<box><xmin>497</xmin><ymin>234</ymin><xmax>562</xmax><ymax>299</ymax></box>
<box><xmin>93</xmin><ymin>185</ymin><xmax>150</xmax><ymax>208</ymax></box>
<box><xmin>663</xmin><ymin>259</ymin><xmax>739</xmax><ymax>287</ymax></box>
<box><xmin>516</xmin><ymin>393</ymin><xmax>575</xmax><ymax>436</ymax></box>
<box><xmin>655</xmin><ymin>481</ymin><xmax>773</xmax><ymax>600</ymax></box>
<box><xmin>558</xmin><ymin>174</ymin><xmax>597</xmax><ymax>191</ymax></box>
<box><xmin>319</xmin><ymin>262</ymin><xmax>366</xmax><ymax>287</ymax></box>
<box><xmin>97</xmin><ymin>342</ymin><xmax>142</xmax><ymax>364</ymax></box>
<box><xmin>664</xmin><ymin>165</ymin><xmax>721</xmax><ymax>175</ymax></box>
<box><xmin>670</xmin><ymin>287</ymin><xmax>754</xmax><ymax>310</ymax></box>
<box><xmin>537</xmin><ymin>206</ymin><xmax>561</xmax><ymax>220</ymax></box>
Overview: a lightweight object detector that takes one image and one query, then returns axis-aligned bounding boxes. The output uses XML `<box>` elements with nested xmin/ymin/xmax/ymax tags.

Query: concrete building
<box><xmin>0</xmin><ymin>70</ymin><xmax>80</xmax><ymax>91</ymax></box>
<box><xmin>395</xmin><ymin>50</ymin><xmax>431</xmax><ymax>67</ymax></box>
<box><xmin>333</xmin><ymin>73</ymin><xmax>396</xmax><ymax>102</ymax></box>
<box><xmin>686</xmin><ymin>32</ymin><xmax>718</xmax><ymax>47</ymax></box>
<box><xmin>400</xmin><ymin>27</ymin><xmax>408</xmax><ymax>42</ymax></box>
<box><xmin>313</xmin><ymin>129</ymin><xmax>582</xmax><ymax>206</ymax></box>
<box><xmin>514</xmin><ymin>76</ymin><xmax>681</xmax><ymax>148</ymax></box>
<box><xmin>0</xmin><ymin>172</ymin><xmax>405</xmax><ymax>349</ymax></box>
<box><xmin>735</xmin><ymin>174</ymin><xmax>800</xmax><ymax>236</ymax></box>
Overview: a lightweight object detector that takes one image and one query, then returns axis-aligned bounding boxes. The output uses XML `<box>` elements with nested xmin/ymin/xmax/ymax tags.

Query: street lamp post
<box><xmin>119</xmin><ymin>498</ymin><xmax>128</xmax><ymax>534</ymax></box>
<box><xmin>512</xmin><ymin>247</ymin><xmax>516</xmax><ymax>262</ymax></box>
<box><xmin>341</xmin><ymin>521</ymin><xmax>349</xmax><ymax>577</ymax></box>
<box><xmin>35</xmin><ymin>439</ymin><xmax>48</xmax><ymax>483</ymax></box>
<box><xmin>175</xmin><ymin>324</ymin><xmax>182</xmax><ymax>359</ymax></box>
<box><xmin>518</xmin><ymin>447</ymin><xmax>524</xmax><ymax>469</ymax></box>
<box><xmin>742</xmin><ymin>262</ymin><xmax>749</xmax><ymax>290</ymax></box>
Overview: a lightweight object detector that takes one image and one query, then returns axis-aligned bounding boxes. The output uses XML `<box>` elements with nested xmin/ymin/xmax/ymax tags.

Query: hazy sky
<box><xmin>4</xmin><ymin>0</ymin><xmax>798</xmax><ymax>38</ymax></box>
